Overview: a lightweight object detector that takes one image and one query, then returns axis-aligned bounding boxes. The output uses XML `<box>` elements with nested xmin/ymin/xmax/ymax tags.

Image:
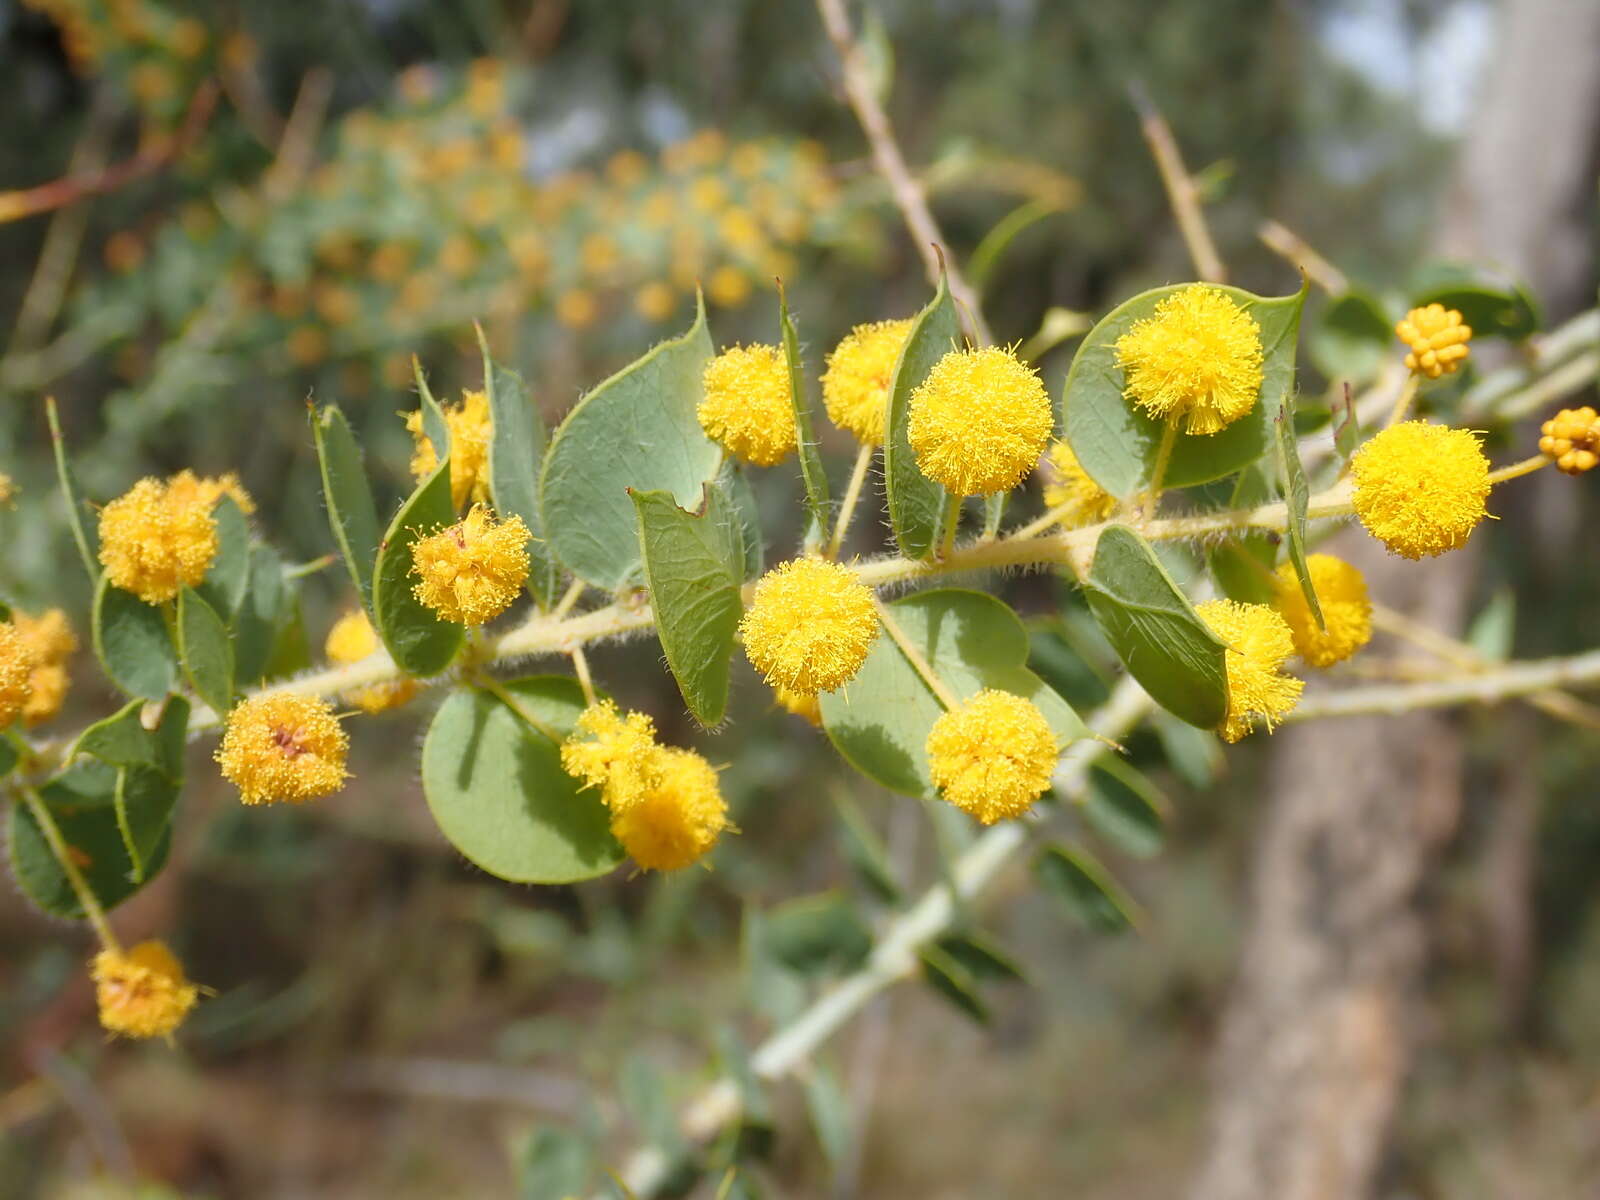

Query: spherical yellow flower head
<box><xmin>324</xmin><ymin>609</ymin><xmax>417</xmax><ymax>714</ymax></box>
<box><xmin>1040</xmin><ymin>439</ymin><xmax>1118</xmax><ymax>526</ymax></box>
<box><xmin>739</xmin><ymin>558</ymin><xmax>879</xmax><ymax>695</ymax></box>
<box><xmin>697</xmin><ymin>345</ymin><xmax>796</xmax><ymax>467</ymax></box>
<box><xmin>92</xmin><ymin>940</ymin><xmax>199</xmax><ymax>1040</ymax></box>
<box><xmin>560</xmin><ymin>700</ymin><xmax>662</xmax><ymax>812</ymax></box>
<box><xmin>215</xmin><ymin>693</ymin><xmax>350</xmax><ymax>805</ymax></box>
<box><xmin>925</xmin><ymin>690</ymin><xmax>1059</xmax><ymax>825</ymax></box>
<box><xmin>1397</xmin><ymin>304</ymin><xmax>1471</xmax><ymax>379</ymax></box>
<box><xmin>98</xmin><ymin>476</ymin><xmax>220</xmax><ymax>604</ymax></box>
<box><xmin>405</xmin><ymin>388</ymin><xmax>493</xmax><ymax>510</ymax></box>
<box><xmin>0</xmin><ymin>622</ymin><xmax>37</xmax><ymax>729</ymax></box>
<box><xmin>772</xmin><ymin>682</ymin><xmax>822</xmax><ymax>726</ymax></box>
<box><xmin>1194</xmin><ymin>599</ymin><xmax>1304</xmax><ymax>744</ymax></box>
<box><xmin>1350</xmin><ymin>421</ymin><xmax>1490</xmax><ymax>559</ymax></box>
<box><xmin>165</xmin><ymin>468</ymin><xmax>257</xmax><ymax>515</ymax></box>
<box><xmin>1539</xmin><ymin>405</ymin><xmax>1600</xmax><ymax>476</ymax></box>
<box><xmin>1113</xmin><ymin>284</ymin><xmax>1265</xmax><ymax>435</ymax></box>
<box><xmin>608</xmin><ymin>747</ymin><xmax>730</xmax><ymax>871</ymax></box>
<box><xmin>410</xmin><ymin>506</ymin><xmax>530</xmax><ymax>625</ymax></box>
<box><xmin>12</xmin><ymin>608</ymin><xmax>75</xmax><ymax>727</ymax></box>
<box><xmin>908</xmin><ymin>347</ymin><xmax>1053</xmax><ymax>495</ymax></box>
<box><xmin>1272</xmin><ymin>554</ymin><xmax>1373</xmax><ymax>669</ymax></box>
<box><xmin>821</xmin><ymin>318</ymin><xmax>915</xmax><ymax>446</ymax></box>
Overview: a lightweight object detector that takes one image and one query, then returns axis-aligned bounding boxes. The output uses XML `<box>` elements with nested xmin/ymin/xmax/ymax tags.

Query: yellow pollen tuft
<box><xmin>12</xmin><ymin>609</ymin><xmax>77</xmax><ymax>727</ymax></box>
<box><xmin>215</xmin><ymin>693</ymin><xmax>350</xmax><ymax>805</ymax></box>
<box><xmin>821</xmin><ymin>319</ymin><xmax>915</xmax><ymax>446</ymax></box>
<box><xmin>164</xmin><ymin>469</ymin><xmax>257</xmax><ymax>516</ymax></box>
<box><xmin>739</xmin><ymin>558</ymin><xmax>879</xmax><ymax>695</ymax></box>
<box><xmin>560</xmin><ymin>700</ymin><xmax>663</xmax><ymax>813</ymax></box>
<box><xmin>1040</xmin><ymin>439</ymin><xmax>1118</xmax><ymax>526</ymax></box>
<box><xmin>697</xmin><ymin>344</ymin><xmax>797</xmax><ymax>467</ymax></box>
<box><xmin>98</xmin><ymin>476</ymin><xmax>220</xmax><ymax>605</ymax></box>
<box><xmin>925</xmin><ymin>690</ymin><xmax>1059</xmax><ymax>825</ymax></box>
<box><xmin>324</xmin><ymin>609</ymin><xmax>416</xmax><ymax>714</ymax></box>
<box><xmin>1272</xmin><ymin>554</ymin><xmax>1373</xmax><ymax>669</ymax></box>
<box><xmin>1397</xmin><ymin>304</ymin><xmax>1472</xmax><ymax>378</ymax></box>
<box><xmin>608</xmin><ymin>746</ymin><xmax>730</xmax><ymax>871</ymax></box>
<box><xmin>908</xmin><ymin>346</ymin><xmax>1053</xmax><ymax>496</ymax></box>
<box><xmin>0</xmin><ymin>621</ymin><xmax>37</xmax><ymax>729</ymax></box>
<box><xmin>92</xmin><ymin>940</ymin><xmax>199</xmax><ymax>1040</ymax></box>
<box><xmin>410</xmin><ymin>506</ymin><xmax>530</xmax><ymax>625</ymax></box>
<box><xmin>1539</xmin><ymin>405</ymin><xmax>1600</xmax><ymax>476</ymax></box>
<box><xmin>1350</xmin><ymin>421</ymin><xmax>1490</xmax><ymax>559</ymax></box>
<box><xmin>1195</xmin><ymin>599</ymin><xmax>1304</xmax><ymax>743</ymax></box>
<box><xmin>772</xmin><ymin>682</ymin><xmax>822</xmax><ymax>726</ymax></box>
<box><xmin>405</xmin><ymin>388</ymin><xmax>494</xmax><ymax>510</ymax></box>
<box><xmin>1114</xmin><ymin>284</ymin><xmax>1265</xmax><ymax>436</ymax></box>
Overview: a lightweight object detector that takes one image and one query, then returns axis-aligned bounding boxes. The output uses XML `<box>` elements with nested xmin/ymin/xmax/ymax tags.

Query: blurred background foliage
<box><xmin>1</xmin><ymin>1</ymin><xmax>1597</xmax><ymax>1197</ymax></box>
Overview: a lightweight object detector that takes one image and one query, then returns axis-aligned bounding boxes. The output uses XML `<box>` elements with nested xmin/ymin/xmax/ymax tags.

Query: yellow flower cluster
<box><xmin>406</xmin><ymin>388</ymin><xmax>494</xmax><ymax>509</ymax></box>
<box><xmin>166</xmin><ymin>468</ymin><xmax>256</xmax><ymax>515</ymax></box>
<box><xmin>92</xmin><ymin>940</ymin><xmax>199</xmax><ymax>1040</ymax></box>
<box><xmin>739</xmin><ymin>558</ymin><xmax>880</xmax><ymax>695</ymax></box>
<box><xmin>1039</xmin><ymin>439</ymin><xmax>1118</xmax><ymax>526</ymax></box>
<box><xmin>1396</xmin><ymin>304</ymin><xmax>1471</xmax><ymax>378</ymax></box>
<box><xmin>1539</xmin><ymin>406</ymin><xmax>1600</xmax><ymax>475</ymax></box>
<box><xmin>925</xmin><ymin>690</ymin><xmax>1059</xmax><ymax>824</ymax></box>
<box><xmin>1195</xmin><ymin>599</ymin><xmax>1304</xmax><ymax>743</ymax></box>
<box><xmin>908</xmin><ymin>347</ymin><xmax>1052</xmax><ymax>496</ymax></box>
<box><xmin>821</xmin><ymin>319</ymin><xmax>915</xmax><ymax>446</ymax></box>
<box><xmin>1272</xmin><ymin>555</ymin><xmax>1372</xmax><ymax>668</ymax></box>
<box><xmin>216</xmin><ymin>693</ymin><xmax>350</xmax><ymax>805</ymax></box>
<box><xmin>0</xmin><ymin>621</ymin><xmax>36</xmax><ymax>729</ymax></box>
<box><xmin>12</xmin><ymin>608</ymin><xmax>78</xmax><ymax>727</ymax></box>
<box><xmin>324</xmin><ymin>609</ymin><xmax>417</xmax><ymax>713</ymax></box>
<box><xmin>410</xmin><ymin>506</ymin><xmax>530</xmax><ymax>626</ymax></box>
<box><xmin>1115</xmin><ymin>284</ymin><xmax>1264</xmax><ymax>435</ymax></box>
<box><xmin>698</xmin><ymin>344</ymin><xmax>797</xmax><ymax>467</ymax></box>
<box><xmin>560</xmin><ymin>700</ymin><xmax>729</xmax><ymax>871</ymax></box>
<box><xmin>98</xmin><ymin>474</ymin><xmax>220</xmax><ymax>604</ymax></box>
<box><xmin>1350</xmin><ymin>421</ymin><xmax>1490</xmax><ymax>559</ymax></box>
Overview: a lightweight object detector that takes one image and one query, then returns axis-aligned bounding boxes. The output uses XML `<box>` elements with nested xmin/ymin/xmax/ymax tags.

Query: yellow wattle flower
<box><xmin>925</xmin><ymin>689</ymin><xmax>1059</xmax><ymax>825</ymax></box>
<box><xmin>410</xmin><ymin>506</ymin><xmax>530</xmax><ymax>626</ymax></box>
<box><xmin>405</xmin><ymin>388</ymin><xmax>494</xmax><ymax>511</ymax></box>
<box><xmin>908</xmin><ymin>346</ymin><xmax>1053</xmax><ymax>496</ymax></box>
<box><xmin>1114</xmin><ymin>284</ymin><xmax>1264</xmax><ymax>435</ymax></box>
<box><xmin>0</xmin><ymin>621</ymin><xmax>37</xmax><ymax>729</ymax></box>
<box><xmin>1195</xmin><ymin>599</ymin><xmax>1304</xmax><ymax>743</ymax></box>
<box><xmin>164</xmin><ymin>469</ymin><xmax>257</xmax><ymax>515</ymax></box>
<box><xmin>608</xmin><ymin>746</ymin><xmax>730</xmax><ymax>871</ymax></box>
<box><xmin>12</xmin><ymin>608</ymin><xmax>77</xmax><ymax>727</ymax></box>
<box><xmin>1272</xmin><ymin>554</ymin><xmax>1373</xmax><ymax>668</ymax></box>
<box><xmin>1040</xmin><ymin>439</ymin><xmax>1118</xmax><ymax>526</ymax></box>
<box><xmin>1350</xmin><ymin>421</ymin><xmax>1490</xmax><ymax>560</ymax></box>
<box><xmin>324</xmin><ymin>609</ymin><xmax>417</xmax><ymax>714</ymax></box>
<box><xmin>215</xmin><ymin>693</ymin><xmax>350</xmax><ymax>805</ymax></box>
<box><xmin>739</xmin><ymin>558</ymin><xmax>879</xmax><ymax>695</ymax></box>
<box><xmin>821</xmin><ymin>318</ymin><xmax>915</xmax><ymax>446</ymax></box>
<box><xmin>560</xmin><ymin>700</ymin><xmax>663</xmax><ymax>813</ymax></box>
<box><xmin>1538</xmin><ymin>405</ymin><xmax>1600</xmax><ymax>475</ymax></box>
<box><xmin>92</xmin><ymin>940</ymin><xmax>199</xmax><ymax>1040</ymax></box>
<box><xmin>98</xmin><ymin>476</ymin><xmax>220</xmax><ymax>605</ymax></box>
<box><xmin>1396</xmin><ymin>304</ymin><xmax>1471</xmax><ymax>379</ymax></box>
<box><xmin>697</xmin><ymin>344</ymin><xmax>796</xmax><ymax>467</ymax></box>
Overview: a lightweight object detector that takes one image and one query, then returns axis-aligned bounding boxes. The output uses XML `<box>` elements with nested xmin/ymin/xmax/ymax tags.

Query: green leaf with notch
<box><xmin>882</xmin><ymin>270</ymin><xmax>960</xmax><ymax>558</ymax></box>
<box><xmin>310</xmin><ymin>402</ymin><xmax>382</xmax><ymax>612</ymax></box>
<box><xmin>372</xmin><ymin>458</ymin><xmax>464</xmax><ymax>677</ymax></box>
<box><xmin>92</xmin><ymin>576</ymin><xmax>177</xmax><ymax>700</ymax></box>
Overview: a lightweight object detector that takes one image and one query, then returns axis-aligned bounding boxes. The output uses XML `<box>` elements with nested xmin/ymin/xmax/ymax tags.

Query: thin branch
<box><xmin>1288</xmin><ymin>647</ymin><xmax>1600</xmax><ymax>721</ymax></box>
<box><xmin>1128</xmin><ymin>82</ymin><xmax>1226</xmax><ymax>284</ymax></box>
<box><xmin>1257</xmin><ymin>220</ymin><xmax>1348</xmax><ymax>294</ymax></box>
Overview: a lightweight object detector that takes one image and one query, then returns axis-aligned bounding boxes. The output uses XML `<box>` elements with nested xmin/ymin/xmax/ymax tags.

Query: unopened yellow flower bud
<box><xmin>410</xmin><ymin>506</ymin><xmax>530</xmax><ymax>625</ymax></box>
<box><xmin>98</xmin><ymin>476</ymin><xmax>220</xmax><ymax>604</ymax></box>
<box><xmin>405</xmin><ymin>388</ymin><xmax>493</xmax><ymax>510</ymax></box>
<box><xmin>608</xmin><ymin>747</ymin><xmax>730</xmax><ymax>871</ymax></box>
<box><xmin>1272</xmin><ymin>554</ymin><xmax>1373</xmax><ymax>668</ymax></box>
<box><xmin>324</xmin><ymin>609</ymin><xmax>416</xmax><ymax>713</ymax></box>
<box><xmin>821</xmin><ymin>319</ymin><xmax>915</xmax><ymax>446</ymax></box>
<box><xmin>1397</xmin><ymin>304</ymin><xmax>1471</xmax><ymax>378</ymax></box>
<box><xmin>1350</xmin><ymin>421</ymin><xmax>1490</xmax><ymax>559</ymax></box>
<box><xmin>216</xmin><ymin>693</ymin><xmax>350</xmax><ymax>805</ymax></box>
<box><xmin>0</xmin><ymin>622</ymin><xmax>37</xmax><ymax>729</ymax></box>
<box><xmin>908</xmin><ymin>346</ymin><xmax>1052</xmax><ymax>496</ymax></box>
<box><xmin>1040</xmin><ymin>439</ymin><xmax>1118</xmax><ymax>526</ymax></box>
<box><xmin>697</xmin><ymin>344</ymin><xmax>796</xmax><ymax>467</ymax></box>
<box><xmin>926</xmin><ymin>690</ymin><xmax>1059</xmax><ymax>825</ymax></box>
<box><xmin>1114</xmin><ymin>284</ymin><xmax>1264</xmax><ymax>435</ymax></box>
<box><xmin>1195</xmin><ymin>599</ymin><xmax>1303</xmax><ymax>743</ymax></box>
<box><xmin>739</xmin><ymin>558</ymin><xmax>879</xmax><ymax>695</ymax></box>
<box><xmin>92</xmin><ymin>940</ymin><xmax>199</xmax><ymax>1040</ymax></box>
<box><xmin>1538</xmin><ymin>405</ymin><xmax>1600</xmax><ymax>475</ymax></box>
<box><xmin>560</xmin><ymin>700</ymin><xmax>662</xmax><ymax>812</ymax></box>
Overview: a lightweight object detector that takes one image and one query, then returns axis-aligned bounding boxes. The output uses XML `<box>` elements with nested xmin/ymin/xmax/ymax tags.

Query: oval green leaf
<box><xmin>481</xmin><ymin>331</ymin><xmax>563</xmax><ymax>608</ymax></box>
<box><xmin>311</xmin><ymin>402</ymin><xmax>382</xmax><ymax>612</ymax></box>
<box><xmin>196</xmin><ymin>494</ymin><xmax>251</xmax><ymax>621</ymax></box>
<box><xmin>372</xmin><ymin>458</ymin><xmax>465</xmax><ymax>677</ymax></box>
<box><xmin>92</xmin><ymin>575</ymin><xmax>177</xmax><ymax>700</ymax></box>
<box><xmin>882</xmin><ymin>272</ymin><xmax>960</xmax><ymax>558</ymax></box>
<box><xmin>177</xmin><ymin>586</ymin><xmax>234</xmax><ymax>713</ymax></box>
<box><xmin>72</xmin><ymin>695</ymin><xmax>189</xmax><ymax>781</ymax></box>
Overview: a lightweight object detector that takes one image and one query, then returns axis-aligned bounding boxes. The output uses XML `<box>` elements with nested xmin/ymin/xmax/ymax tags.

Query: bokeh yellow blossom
<box><xmin>324</xmin><ymin>609</ymin><xmax>417</xmax><ymax>713</ymax></box>
<box><xmin>406</xmin><ymin>387</ymin><xmax>494</xmax><ymax>510</ymax></box>
<box><xmin>1272</xmin><ymin>555</ymin><xmax>1373</xmax><ymax>669</ymax></box>
<box><xmin>608</xmin><ymin>747</ymin><xmax>729</xmax><ymax>871</ymax></box>
<box><xmin>821</xmin><ymin>319</ymin><xmax>914</xmax><ymax>446</ymax></box>
<box><xmin>92</xmin><ymin>940</ymin><xmax>199</xmax><ymax>1040</ymax></box>
<box><xmin>0</xmin><ymin>622</ymin><xmax>36</xmax><ymax>729</ymax></box>
<box><xmin>1040</xmin><ymin>439</ymin><xmax>1118</xmax><ymax>525</ymax></box>
<box><xmin>13</xmin><ymin>608</ymin><xmax>77</xmax><ymax>727</ymax></box>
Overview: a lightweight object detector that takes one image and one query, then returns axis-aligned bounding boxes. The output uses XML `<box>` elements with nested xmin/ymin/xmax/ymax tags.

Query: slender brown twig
<box><xmin>1128</xmin><ymin>81</ymin><xmax>1226</xmax><ymax>284</ymax></box>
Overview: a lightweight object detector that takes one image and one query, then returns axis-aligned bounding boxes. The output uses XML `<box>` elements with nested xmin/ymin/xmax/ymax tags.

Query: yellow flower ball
<box><xmin>707</xmin><ymin>265</ymin><xmax>752</xmax><ymax>308</ymax></box>
<box><xmin>324</xmin><ymin>609</ymin><xmax>416</xmax><ymax>714</ymax></box>
<box><xmin>92</xmin><ymin>940</ymin><xmax>199</xmax><ymax>1040</ymax></box>
<box><xmin>1195</xmin><ymin>599</ymin><xmax>1304</xmax><ymax>743</ymax></box>
<box><xmin>410</xmin><ymin>506</ymin><xmax>530</xmax><ymax>625</ymax></box>
<box><xmin>406</xmin><ymin>388</ymin><xmax>493</xmax><ymax>511</ymax></box>
<box><xmin>560</xmin><ymin>700</ymin><xmax>662</xmax><ymax>813</ymax></box>
<box><xmin>698</xmin><ymin>344</ymin><xmax>797</xmax><ymax>467</ymax></box>
<box><xmin>216</xmin><ymin>692</ymin><xmax>350</xmax><ymax>805</ymax></box>
<box><xmin>821</xmin><ymin>318</ymin><xmax>915</xmax><ymax>446</ymax></box>
<box><xmin>0</xmin><ymin>622</ymin><xmax>37</xmax><ymax>729</ymax></box>
<box><xmin>1114</xmin><ymin>284</ymin><xmax>1264</xmax><ymax>435</ymax></box>
<box><xmin>739</xmin><ymin>558</ymin><xmax>879</xmax><ymax>695</ymax></box>
<box><xmin>925</xmin><ymin>690</ymin><xmax>1059</xmax><ymax>825</ymax></box>
<box><xmin>98</xmin><ymin>476</ymin><xmax>220</xmax><ymax>605</ymax></box>
<box><xmin>635</xmin><ymin>280</ymin><xmax>677</xmax><ymax>322</ymax></box>
<box><xmin>908</xmin><ymin>346</ymin><xmax>1052</xmax><ymax>496</ymax></box>
<box><xmin>608</xmin><ymin>747</ymin><xmax>730</xmax><ymax>871</ymax></box>
<box><xmin>1272</xmin><ymin>554</ymin><xmax>1373</xmax><ymax>669</ymax></box>
<box><xmin>1350</xmin><ymin>421</ymin><xmax>1490</xmax><ymax>559</ymax></box>
<box><xmin>1040</xmin><ymin>439</ymin><xmax>1118</xmax><ymax>526</ymax></box>
<box><xmin>12</xmin><ymin>608</ymin><xmax>76</xmax><ymax>727</ymax></box>
<box><xmin>1396</xmin><ymin>304</ymin><xmax>1471</xmax><ymax>378</ymax></box>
